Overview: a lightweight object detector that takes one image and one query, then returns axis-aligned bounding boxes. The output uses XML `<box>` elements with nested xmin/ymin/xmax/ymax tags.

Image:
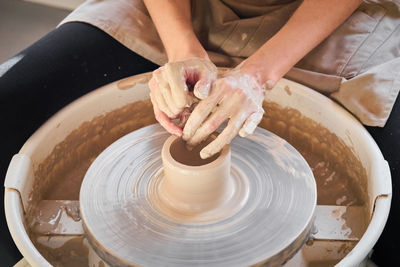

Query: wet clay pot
<box><xmin>160</xmin><ymin>135</ymin><xmax>232</xmax><ymax>214</ymax></box>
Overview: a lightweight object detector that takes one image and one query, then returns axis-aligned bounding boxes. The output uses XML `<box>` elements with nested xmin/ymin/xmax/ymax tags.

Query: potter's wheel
<box><xmin>80</xmin><ymin>124</ymin><xmax>316</xmax><ymax>266</ymax></box>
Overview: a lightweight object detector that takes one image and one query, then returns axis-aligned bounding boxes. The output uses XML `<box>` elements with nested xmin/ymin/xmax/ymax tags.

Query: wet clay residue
<box><xmin>34</xmin><ymin>236</ymin><xmax>88</xmax><ymax>267</ymax></box>
<box><xmin>259</xmin><ymin>101</ymin><xmax>370</xmax><ymax>263</ymax></box>
<box><xmin>31</xmin><ymin>100</ymin><xmax>156</xmax><ymax>201</ymax></box>
<box><xmin>340</xmin><ymin>206</ymin><xmax>369</xmax><ymax>239</ymax></box>
<box><xmin>30</xmin><ymin>200</ymin><xmax>81</xmax><ymax>235</ymax></box>
<box><xmin>284</xmin><ymin>85</ymin><xmax>292</xmax><ymax>95</ymax></box>
<box><xmin>117</xmin><ymin>73</ymin><xmax>152</xmax><ymax>90</ymax></box>
<box><xmin>170</xmin><ymin>136</ymin><xmax>220</xmax><ymax>166</ymax></box>
<box><xmin>307</xmin><ymin>259</ymin><xmax>340</xmax><ymax>267</ymax></box>
<box><xmin>28</xmin><ymin>100</ymin><xmax>156</xmax><ymax>266</ymax></box>
<box><xmin>259</xmin><ymin>102</ymin><xmax>369</xmax><ymax>208</ymax></box>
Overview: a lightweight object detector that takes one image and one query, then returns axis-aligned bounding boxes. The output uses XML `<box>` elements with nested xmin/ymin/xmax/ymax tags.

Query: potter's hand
<box><xmin>149</xmin><ymin>58</ymin><xmax>217</xmax><ymax>136</ymax></box>
<box><xmin>183</xmin><ymin>70</ymin><xmax>265</xmax><ymax>159</ymax></box>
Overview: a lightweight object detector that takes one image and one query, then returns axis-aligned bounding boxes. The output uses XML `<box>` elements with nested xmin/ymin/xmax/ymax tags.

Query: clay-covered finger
<box><xmin>193</xmin><ymin>65</ymin><xmax>217</xmax><ymax>99</ymax></box>
<box><xmin>149</xmin><ymin>78</ymin><xmax>175</xmax><ymax>118</ymax></box>
<box><xmin>200</xmin><ymin>112</ymin><xmax>247</xmax><ymax>159</ymax></box>
<box><xmin>187</xmin><ymin>94</ymin><xmax>238</xmax><ymax>146</ymax></box>
<box><xmin>193</xmin><ymin>80</ymin><xmax>210</xmax><ymax>100</ymax></box>
<box><xmin>153</xmin><ymin>68</ymin><xmax>170</xmax><ymax>92</ymax></box>
<box><xmin>182</xmin><ymin>90</ymin><xmax>222</xmax><ymax>141</ymax></box>
<box><xmin>151</xmin><ymin>96</ymin><xmax>182</xmax><ymax>136</ymax></box>
<box><xmin>148</xmin><ymin>79</ymin><xmax>159</xmax><ymax>107</ymax></box>
<box><xmin>154</xmin><ymin>68</ymin><xmax>183</xmax><ymax>116</ymax></box>
<box><xmin>186</xmin><ymin>107</ymin><xmax>229</xmax><ymax>146</ymax></box>
<box><xmin>156</xmin><ymin>92</ymin><xmax>175</xmax><ymax>118</ymax></box>
<box><xmin>165</xmin><ymin>63</ymin><xmax>189</xmax><ymax>110</ymax></box>
<box><xmin>239</xmin><ymin>109</ymin><xmax>264</xmax><ymax>137</ymax></box>
<box><xmin>161</xmin><ymin>83</ymin><xmax>181</xmax><ymax>116</ymax></box>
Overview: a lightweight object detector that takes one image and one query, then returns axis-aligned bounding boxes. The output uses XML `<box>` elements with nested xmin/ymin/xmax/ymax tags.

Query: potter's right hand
<box><xmin>182</xmin><ymin>69</ymin><xmax>266</xmax><ymax>159</ymax></box>
<box><xmin>149</xmin><ymin>58</ymin><xmax>217</xmax><ymax>136</ymax></box>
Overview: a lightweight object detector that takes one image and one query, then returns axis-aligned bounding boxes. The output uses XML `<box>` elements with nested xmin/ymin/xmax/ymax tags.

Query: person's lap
<box><xmin>0</xmin><ymin>21</ymin><xmax>397</xmax><ymax>266</ymax></box>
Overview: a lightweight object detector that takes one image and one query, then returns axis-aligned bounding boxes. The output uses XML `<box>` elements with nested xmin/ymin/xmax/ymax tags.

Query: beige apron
<box><xmin>60</xmin><ymin>0</ymin><xmax>400</xmax><ymax>127</ymax></box>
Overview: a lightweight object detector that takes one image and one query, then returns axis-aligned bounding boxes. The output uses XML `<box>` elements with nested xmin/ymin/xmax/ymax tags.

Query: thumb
<box><xmin>193</xmin><ymin>78</ymin><xmax>212</xmax><ymax>99</ymax></box>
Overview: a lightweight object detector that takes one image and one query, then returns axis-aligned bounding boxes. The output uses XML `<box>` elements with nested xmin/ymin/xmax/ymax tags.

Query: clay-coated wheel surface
<box><xmin>80</xmin><ymin>124</ymin><xmax>316</xmax><ymax>266</ymax></box>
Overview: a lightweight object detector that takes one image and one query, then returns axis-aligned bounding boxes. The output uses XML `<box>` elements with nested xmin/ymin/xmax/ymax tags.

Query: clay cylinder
<box><xmin>160</xmin><ymin>135</ymin><xmax>232</xmax><ymax>214</ymax></box>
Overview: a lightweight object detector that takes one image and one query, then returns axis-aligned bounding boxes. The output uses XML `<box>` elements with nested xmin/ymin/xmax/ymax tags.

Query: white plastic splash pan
<box><xmin>4</xmin><ymin>73</ymin><xmax>391</xmax><ymax>266</ymax></box>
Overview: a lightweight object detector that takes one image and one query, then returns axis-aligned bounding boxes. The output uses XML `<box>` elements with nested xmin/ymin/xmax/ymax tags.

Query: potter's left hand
<box><xmin>183</xmin><ymin>70</ymin><xmax>266</xmax><ymax>159</ymax></box>
<box><xmin>149</xmin><ymin>58</ymin><xmax>217</xmax><ymax>136</ymax></box>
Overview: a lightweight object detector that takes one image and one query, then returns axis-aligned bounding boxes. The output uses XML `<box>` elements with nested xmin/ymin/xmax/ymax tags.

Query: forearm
<box><xmin>241</xmin><ymin>0</ymin><xmax>363</xmax><ymax>86</ymax></box>
<box><xmin>143</xmin><ymin>0</ymin><xmax>207</xmax><ymax>61</ymax></box>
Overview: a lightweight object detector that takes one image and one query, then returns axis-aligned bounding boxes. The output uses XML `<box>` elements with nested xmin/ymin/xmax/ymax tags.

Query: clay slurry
<box><xmin>170</xmin><ymin>137</ymin><xmax>220</xmax><ymax>166</ymax></box>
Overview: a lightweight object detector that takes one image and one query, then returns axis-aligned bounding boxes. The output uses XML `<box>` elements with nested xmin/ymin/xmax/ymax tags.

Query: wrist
<box><xmin>169</xmin><ymin>49</ymin><xmax>209</xmax><ymax>62</ymax></box>
<box><xmin>239</xmin><ymin>57</ymin><xmax>283</xmax><ymax>89</ymax></box>
<box><xmin>167</xmin><ymin>32</ymin><xmax>209</xmax><ymax>62</ymax></box>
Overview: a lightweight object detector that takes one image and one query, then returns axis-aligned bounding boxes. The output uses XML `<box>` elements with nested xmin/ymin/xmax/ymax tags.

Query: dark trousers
<box><xmin>0</xmin><ymin>22</ymin><xmax>398</xmax><ymax>266</ymax></box>
<box><xmin>0</xmin><ymin>22</ymin><xmax>158</xmax><ymax>266</ymax></box>
<box><xmin>366</xmin><ymin>98</ymin><xmax>400</xmax><ymax>265</ymax></box>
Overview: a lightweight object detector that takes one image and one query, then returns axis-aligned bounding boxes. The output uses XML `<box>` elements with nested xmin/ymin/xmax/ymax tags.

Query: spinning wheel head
<box><xmin>80</xmin><ymin>124</ymin><xmax>316</xmax><ymax>266</ymax></box>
